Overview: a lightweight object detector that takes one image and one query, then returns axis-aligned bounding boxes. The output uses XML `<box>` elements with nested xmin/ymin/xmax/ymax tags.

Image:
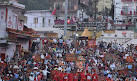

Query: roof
<box><xmin>33</xmin><ymin>28</ymin><xmax>62</xmax><ymax>32</ymax></box>
<box><xmin>81</xmin><ymin>27</ymin><xmax>91</xmax><ymax>37</ymax></box>
<box><xmin>0</xmin><ymin>1</ymin><xmax>25</xmax><ymax>9</ymax></box>
<box><xmin>26</xmin><ymin>10</ymin><xmax>51</xmax><ymax>13</ymax></box>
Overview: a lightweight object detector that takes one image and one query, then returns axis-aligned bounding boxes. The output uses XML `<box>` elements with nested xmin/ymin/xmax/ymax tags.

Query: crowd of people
<box><xmin>0</xmin><ymin>37</ymin><xmax>137</xmax><ymax>81</ymax></box>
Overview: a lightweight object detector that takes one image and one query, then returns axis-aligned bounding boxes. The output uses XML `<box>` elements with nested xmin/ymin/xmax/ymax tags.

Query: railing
<box><xmin>54</xmin><ymin>20</ymin><xmax>75</xmax><ymax>25</ymax></box>
<box><xmin>121</xmin><ymin>11</ymin><xmax>132</xmax><ymax>15</ymax></box>
<box><xmin>24</xmin><ymin>23</ymin><xmax>54</xmax><ymax>28</ymax></box>
<box><xmin>78</xmin><ymin>22</ymin><xmax>107</xmax><ymax>28</ymax></box>
<box><xmin>121</xmin><ymin>0</ymin><xmax>132</xmax><ymax>2</ymax></box>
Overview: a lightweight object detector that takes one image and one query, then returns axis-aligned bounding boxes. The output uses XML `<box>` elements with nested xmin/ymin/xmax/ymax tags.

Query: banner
<box><xmin>88</xmin><ymin>39</ymin><xmax>96</xmax><ymax>48</ymax></box>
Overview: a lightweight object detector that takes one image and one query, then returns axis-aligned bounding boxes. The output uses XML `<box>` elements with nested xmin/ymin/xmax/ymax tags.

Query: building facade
<box><xmin>24</xmin><ymin>10</ymin><xmax>64</xmax><ymax>38</ymax></box>
<box><xmin>114</xmin><ymin>0</ymin><xmax>137</xmax><ymax>30</ymax></box>
<box><xmin>0</xmin><ymin>0</ymin><xmax>36</xmax><ymax>61</ymax></box>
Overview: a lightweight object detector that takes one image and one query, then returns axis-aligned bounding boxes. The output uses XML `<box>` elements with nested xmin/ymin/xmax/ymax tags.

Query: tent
<box><xmin>81</xmin><ymin>27</ymin><xmax>91</xmax><ymax>37</ymax></box>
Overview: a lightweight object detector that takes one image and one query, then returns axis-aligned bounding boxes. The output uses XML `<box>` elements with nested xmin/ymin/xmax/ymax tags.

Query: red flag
<box><xmin>73</xmin><ymin>16</ymin><xmax>76</xmax><ymax>22</ymax></box>
<box><xmin>52</xmin><ymin>9</ymin><xmax>56</xmax><ymax>15</ymax></box>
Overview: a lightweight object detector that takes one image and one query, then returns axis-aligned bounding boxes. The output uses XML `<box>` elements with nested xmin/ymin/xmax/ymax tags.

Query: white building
<box><xmin>97</xmin><ymin>30</ymin><xmax>135</xmax><ymax>45</ymax></box>
<box><xmin>0</xmin><ymin>0</ymin><xmax>34</xmax><ymax>61</ymax></box>
<box><xmin>114</xmin><ymin>0</ymin><xmax>137</xmax><ymax>29</ymax></box>
<box><xmin>24</xmin><ymin>10</ymin><xmax>64</xmax><ymax>38</ymax></box>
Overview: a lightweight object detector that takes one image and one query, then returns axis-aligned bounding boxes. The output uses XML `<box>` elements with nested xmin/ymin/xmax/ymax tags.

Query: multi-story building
<box><xmin>0</xmin><ymin>0</ymin><xmax>37</xmax><ymax>61</ymax></box>
<box><xmin>24</xmin><ymin>10</ymin><xmax>64</xmax><ymax>38</ymax></box>
<box><xmin>114</xmin><ymin>0</ymin><xmax>137</xmax><ymax>30</ymax></box>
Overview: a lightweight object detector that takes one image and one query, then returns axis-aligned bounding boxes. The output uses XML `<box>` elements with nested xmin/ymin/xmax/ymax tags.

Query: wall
<box><xmin>6</xmin><ymin>44</ymin><xmax>16</xmax><ymax>61</ymax></box>
<box><xmin>21</xmin><ymin>41</ymin><xmax>29</xmax><ymax>51</ymax></box>
<box><xmin>100</xmin><ymin>30</ymin><xmax>134</xmax><ymax>44</ymax></box>
<box><xmin>0</xmin><ymin>7</ymin><xmax>8</xmax><ymax>38</ymax></box>
<box><xmin>24</xmin><ymin>10</ymin><xmax>54</xmax><ymax>28</ymax></box>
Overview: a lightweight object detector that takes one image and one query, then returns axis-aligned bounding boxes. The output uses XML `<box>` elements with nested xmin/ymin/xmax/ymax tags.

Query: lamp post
<box><xmin>64</xmin><ymin>0</ymin><xmax>68</xmax><ymax>38</ymax></box>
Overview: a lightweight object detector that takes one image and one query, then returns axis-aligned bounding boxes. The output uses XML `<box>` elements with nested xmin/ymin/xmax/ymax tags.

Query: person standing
<box><xmin>73</xmin><ymin>71</ymin><xmax>78</xmax><ymax>81</ymax></box>
<box><xmin>80</xmin><ymin>71</ymin><xmax>86</xmax><ymax>81</ymax></box>
<box><xmin>59</xmin><ymin>71</ymin><xmax>64</xmax><ymax>81</ymax></box>
<box><xmin>92</xmin><ymin>72</ymin><xmax>98</xmax><ymax>81</ymax></box>
<box><xmin>86</xmin><ymin>71</ymin><xmax>92</xmax><ymax>81</ymax></box>
<box><xmin>53</xmin><ymin>70</ymin><xmax>58</xmax><ymax>81</ymax></box>
<box><xmin>63</xmin><ymin>71</ymin><xmax>69</xmax><ymax>81</ymax></box>
<box><xmin>68</xmin><ymin>71</ymin><xmax>74</xmax><ymax>81</ymax></box>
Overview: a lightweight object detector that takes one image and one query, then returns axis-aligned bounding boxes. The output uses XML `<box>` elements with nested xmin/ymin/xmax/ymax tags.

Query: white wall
<box><xmin>6</xmin><ymin>44</ymin><xmax>16</xmax><ymax>61</ymax></box>
<box><xmin>100</xmin><ymin>30</ymin><xmax>134</xmax><ymax>44</ymax></box>
<box><xmin>24</xmin><ymin>10</ymin><xmax>54</xmax><ymax>29</ymax></box>
<box><xmin>0</xmin><ymin>7</ymin><xmax>8</xmax><ymax>38</ymax></box>
<box><xmin>21</xmin><ymin>41</ymin><xmax>29</xmax><ymax>51</ymax></box>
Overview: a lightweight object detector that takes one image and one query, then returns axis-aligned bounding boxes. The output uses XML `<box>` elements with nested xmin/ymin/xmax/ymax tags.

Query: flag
<box><xmin>51</xmin><ymin>8</ymin><xmax>56</xmax><ymax>15</ymax></box>
<box><xmin>73</xmin><ymin>16</ymin><xmax>76</xmax><ymax>22</ymax></box>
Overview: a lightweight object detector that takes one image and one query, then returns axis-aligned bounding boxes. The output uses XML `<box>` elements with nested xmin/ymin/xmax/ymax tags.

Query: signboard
<box><xmin>104</xmin><ymin>30</ymin><xmax>115</xmax><ymax>33</ymax></box>
<box><xmin>65</xmin><ymin>54</ymin><xmax>76</xmax><ymax>61</ymax></box>
<box><xmin>88</xmin><ymin>39</ymin><xmax>96</xmax><ymax>48</ymax></box>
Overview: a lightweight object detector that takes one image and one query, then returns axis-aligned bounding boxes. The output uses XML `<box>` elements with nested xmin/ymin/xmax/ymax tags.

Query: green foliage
<box><xmin>18</xmin><ymin>0</ymin><xmax>53</xmax><ymax>10</ymax></box>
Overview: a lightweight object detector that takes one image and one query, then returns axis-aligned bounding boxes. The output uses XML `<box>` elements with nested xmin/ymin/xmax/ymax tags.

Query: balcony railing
<box><xmin>54</xmin><ymin>20</ymin><xmax>75</xmax><ymax>25</ymax></box>
<box><xmin>134</xmin><ymin>11</ymin><xmax>137</xmax><ymax>15</ymax></box>
<box><xmin>121</xmin><ymin>11</ymin><xmax>132</xmax><ymax>15</ymax></box>
<box><xmin>121</xmin><ymin>0</ymin><xmax>132</xmax><ymax>2</ymax></box>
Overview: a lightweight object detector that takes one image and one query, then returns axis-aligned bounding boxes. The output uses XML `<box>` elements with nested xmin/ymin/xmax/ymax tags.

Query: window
<box><xmin>34</xmin><ymin>18</ymin><xmax>38</xmax><ymax>24</ymax></box>
<box><xmin>122</xmin><ymin>6</ymin><xmax>129</xmax><ymax>14</ymax></box>
<box><xmin>48</xmin><ymin>19</ymin><xmax>51</xmax><ymax>24</ymax></box>
<box><xmin>42</xmin><ymin>18</ymin><xmax>45</xmax><ymax>24</ymax></box>
<box><xmin>136</xmin><ymin>6</ymin><xmax>137</xmax><ymax>14</ymax></box>
<box><xmin>42</xmin><ymin>18</ymin><xmax>45</xmax><ymax>27</ymax></box>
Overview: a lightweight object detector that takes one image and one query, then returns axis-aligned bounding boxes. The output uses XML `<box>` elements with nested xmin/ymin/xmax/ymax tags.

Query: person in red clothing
<box><xmin>64</xmin><ymin>71</ymin><xmax>69</xmax><ymax>81</ymax></box>
<box><xmin>80</xmin><ymin>71</ymin><xmax>86</xmax><ymax>81</ymax></box>
<box><xmin>53</xmin><ymin>70</ymin><xmax>58</xmax><ymax>81</ymax></box>
<box><xmin>73</xmin><ymin>71</ymin><xmax>78</xmax><ymax>81</ymax></box>
<box><xmin>59</xmin><ymin>71</ymin><xmax>64</xmax><ymax>81</ymax></box>
<box><xmin>86</xmin><ymin>71</ymin><xmax>92</xmax><ymax>81</ymax></box>
<box><xmin>68</xmin><ymin>71</ymin><xmax>74</xmax><ymax>81</ymax></box>
<box><xmin>92</xmin><ymin>72</ymin><xmax>98</xmax><ymax>81</ymax></box>
<box><xmin>106</xmin><ymin>77</ymin><xmax>111</xmax><ymax>81</ymax></box>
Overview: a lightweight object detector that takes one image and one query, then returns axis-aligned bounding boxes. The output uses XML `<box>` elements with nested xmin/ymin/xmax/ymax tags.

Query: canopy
<box><xmin>81</xmin><ymin>28</ymin><xmax>91</xmax><ymax>37</ymax></box>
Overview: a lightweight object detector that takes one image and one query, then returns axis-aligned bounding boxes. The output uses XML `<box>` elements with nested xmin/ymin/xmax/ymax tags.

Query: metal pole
<box><xmin>64</xmin><ymin>0</ymin><xmax>68</xmax><ymax>37</ymax></box>
<box><xmin>94</xmin><ymin>0</ymin><xmax>97</xmax><ymax>25</ymax></box>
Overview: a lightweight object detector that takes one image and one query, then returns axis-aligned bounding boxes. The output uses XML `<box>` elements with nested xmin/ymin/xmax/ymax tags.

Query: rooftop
<box><xmin>0</xmin><ymin>0</ymin><xmax>25</xmax><ymax>9</ymax></box>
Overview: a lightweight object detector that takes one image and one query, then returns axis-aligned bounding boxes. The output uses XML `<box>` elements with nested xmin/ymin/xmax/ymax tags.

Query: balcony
<box><xmin>54</xmin><ymin>20</ymin><xmax>77</xmax><ymax>29</ymax></box>
<box><xmin>121</xmin><ymin>11</ymin><xmax>132</xmax><ymax>15</ymax></box>
<box><xmin>54</xmin><ymin>20</ymin><xmax>75</xmax><ymax>25</ymax></box>
<box><xmin>121</xmin><ymin>0</ymin><xmax>132</xmax><ymax>2</ymax></box>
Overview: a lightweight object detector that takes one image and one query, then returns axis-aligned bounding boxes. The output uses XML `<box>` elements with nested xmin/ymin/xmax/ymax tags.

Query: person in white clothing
<box><xmin>42</xmin><ymin>68</ymin><xmax>50</xmax><ymax>80</ymax></box>
<box><xmin>29</xmin><ymin>73</ymin><xmax>34</xmax><ymax>81</ymax></box>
